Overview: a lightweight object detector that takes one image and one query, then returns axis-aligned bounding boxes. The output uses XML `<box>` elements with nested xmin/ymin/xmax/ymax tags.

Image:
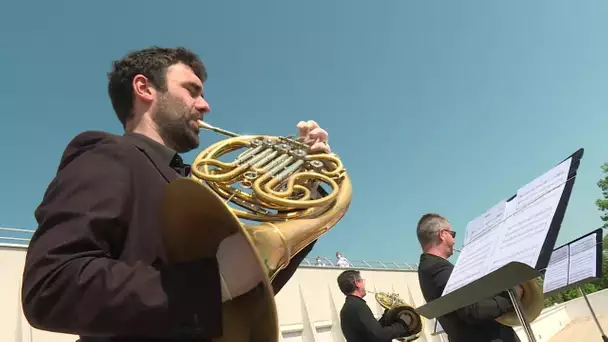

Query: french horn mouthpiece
<box><xmin>197</xmin><ymin>120</ymin><xmax>212</xmax><ymax>129</ymax></box>
<box><xmin>196</xmin><ymin>120</ymin><xmax>239</xmax><ymax>137</ymax></box>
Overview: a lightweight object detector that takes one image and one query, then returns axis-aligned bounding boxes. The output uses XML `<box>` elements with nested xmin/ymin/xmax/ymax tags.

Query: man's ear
<box><xmin>132</xmin><ymin>74</ymin><xmax>156</xmax><ymax>103</ymax></box>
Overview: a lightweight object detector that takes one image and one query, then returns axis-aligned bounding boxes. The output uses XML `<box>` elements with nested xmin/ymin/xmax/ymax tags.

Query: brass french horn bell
<box><xmin>495</xmin><ymin>278</ymin><xmax>544</xmax><ymax>327</ymax></box>
<box><xmin>161</xmin><ymin>120</ymin><xmax>353</xmax><ymax>342</ymax></box>
<box><xmin>451</xmin><ymin>247</ymin><xmax>544</xmax><ymax>327</ymax></box>
<box><xmin>369</xmin><ymin>290</ymin><xmax>424</xmax><ymax>340</ymax></box>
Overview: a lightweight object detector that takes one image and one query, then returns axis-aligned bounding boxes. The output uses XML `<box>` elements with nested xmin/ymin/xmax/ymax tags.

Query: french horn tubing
<box><xmin>161</xmin><ymin>120</ymin><xmax>352</xmax><ymax>342</ymax></box>
<box><xmin>368</xmin><ymin>290</ymin><xmax>424</xmax><ymax>340</ymax></box>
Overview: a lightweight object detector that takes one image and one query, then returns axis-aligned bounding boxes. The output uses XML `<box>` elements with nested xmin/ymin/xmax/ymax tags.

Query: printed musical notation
<box><xmin>443</xmin><ymin>157</ymin><xmax>572</xmax><ymax>295</ymax></box>
<box><xmin>463</xmin><ymin>200</ymin><xmax>507</xmax><ymax>246</ymax></box>
<box><xmin>543</xmin><ymin>232</ymin><xmax>600</xmax><ymax>294</ymax></box>
<box><xmin>543</xmin><ymin>245</ymin><xmax>569</xmax><ymax>294</ymax></box>
<box><xmin>568</xmin><ymin>234</ymin><xmax>597</xmax><ymax>284</ymax></box>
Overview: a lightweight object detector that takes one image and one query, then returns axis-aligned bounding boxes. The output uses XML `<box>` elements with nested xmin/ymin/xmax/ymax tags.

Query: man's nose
<box><xmin>196</xmin><ymin>98</ymin><xmax>211</xmax><ymax>113</ymax></box>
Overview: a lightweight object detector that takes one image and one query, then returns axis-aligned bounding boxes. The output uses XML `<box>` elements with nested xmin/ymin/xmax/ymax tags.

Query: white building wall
<box><xmin>3</xmin><ymin>242</ymin><xmax>608</xmax><ymax>342</ymax></box>
<box><xmin>0</xmin><ymin>245</ymin><xmax>437</xmax><ymax>342</ymax></box>
<box><xmin>274</xmin><ymin>266</ymin><xmax>437</xmax><ymax>342</ymax></box>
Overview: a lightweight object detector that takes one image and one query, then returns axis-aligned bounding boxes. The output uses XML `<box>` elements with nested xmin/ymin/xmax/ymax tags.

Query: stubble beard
<box><xmin>153</xmin><ymin>92</ymin><xmax>200</xmax><ymax>153</ymax></box>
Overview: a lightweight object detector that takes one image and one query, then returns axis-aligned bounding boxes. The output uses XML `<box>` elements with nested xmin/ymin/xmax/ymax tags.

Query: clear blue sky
<box><xmin>1</xmin><ymin>1</ymin><xmax>607</xmax><ymax>265</ymax></box>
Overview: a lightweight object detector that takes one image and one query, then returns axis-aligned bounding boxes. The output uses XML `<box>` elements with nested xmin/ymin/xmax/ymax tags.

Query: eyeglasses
<box><xmin>441</xmin><ymin>229</ymin><xmax>456</xmax><ymax>238</ymax></box>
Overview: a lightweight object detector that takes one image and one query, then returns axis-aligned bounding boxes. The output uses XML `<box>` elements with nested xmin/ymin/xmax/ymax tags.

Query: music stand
<box><xmin>416</xmin><ymin>148</ymin><xmax>584</xmax><ymax>342</ymax></box>
<box><xmin>416</xmin><ymin>262</ymin><xmax>540</xmax><ymax>341</ymax></box>
<box><xmin>579</xmin><ymin>287</ymin><xmax>608</xmax><ymax>342</ymax></box>
<box><xmin>543</xmin><ymin>228</ymin><xmax>606</xmax><ymax>341</ymax></box>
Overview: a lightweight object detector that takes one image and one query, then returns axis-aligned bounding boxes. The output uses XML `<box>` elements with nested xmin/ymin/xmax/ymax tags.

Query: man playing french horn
<box><xmin>21</xmin><ymin>46</ymin><xmax>332</xmax><ymax>342</ymax></box>
<box><xmin>416</xmin><ymin>213</ymin><xmax>523</xmax><ymax>342</ymax></box>
<box><xmin>337</xmin><ymin>270</ymin><xmax>416</xmax><ymax>342</ymax></box>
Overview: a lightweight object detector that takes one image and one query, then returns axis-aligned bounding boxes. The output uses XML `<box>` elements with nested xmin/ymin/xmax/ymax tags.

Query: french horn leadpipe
<box><xmin>450</xmin><ymin>246</ymin><xmax>543</xmax><ymax>326</ymax></box>
<box><xmin>198</xmin><ymin>120</ymin><xmax>240</xmax><ymax>137</ymax></box>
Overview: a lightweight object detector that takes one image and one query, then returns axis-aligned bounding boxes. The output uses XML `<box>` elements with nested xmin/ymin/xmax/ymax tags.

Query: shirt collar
<box><xmin>346</xmin><ymin>294</ymin><xmax>366</xmax><ymax>303</ymax></box>
<box><xmin>124</xmin><ymin>132</ymin><xmax>190</xmax><ymax>177</ymax></box>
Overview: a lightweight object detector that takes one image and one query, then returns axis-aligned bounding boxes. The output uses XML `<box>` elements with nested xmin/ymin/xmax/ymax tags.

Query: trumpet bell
<box><xmin>495</xmin><ymin>278</ymin><xmax>545</xmax><ymax>327</ymax></box>
<box><xmin>161</xmin><ymin>131</ymin><xmax>352</xmax><ymax>342</ymax></box>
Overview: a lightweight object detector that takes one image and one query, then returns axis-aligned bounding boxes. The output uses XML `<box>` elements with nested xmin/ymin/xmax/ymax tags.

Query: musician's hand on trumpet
<box><xmin>297</xmin><ymin>120</ymin><xmax>331</xmax><ymax>153</ymax></box>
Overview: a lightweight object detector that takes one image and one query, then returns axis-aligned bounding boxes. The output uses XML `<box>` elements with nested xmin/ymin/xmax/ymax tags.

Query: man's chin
<box><xmin>174</xmin><ymin>135</ymin><xmax>199</xmax><ymax>154</ymax></box>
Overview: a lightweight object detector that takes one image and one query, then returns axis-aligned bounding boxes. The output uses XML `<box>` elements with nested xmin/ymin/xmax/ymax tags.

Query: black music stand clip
<box><xmin>415</xmin><ymin>261</ymin><xmax>540</xmax><ymax>342</ymax></box>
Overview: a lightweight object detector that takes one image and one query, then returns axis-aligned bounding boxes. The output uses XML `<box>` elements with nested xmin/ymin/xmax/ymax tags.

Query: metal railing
<box><xmin>0</xmin><ymin>227</ymin><xmax>419</xmax><ymax>270</ymax></box>
<box><xmin>0</xmin><ymin>226</ymin><xmax>34</xmax><ymax>247</ymax></box>
<box><xmin>301</xmin><ymin>256</ymin><xmax>418</xmax><ymax>270</ymax></box>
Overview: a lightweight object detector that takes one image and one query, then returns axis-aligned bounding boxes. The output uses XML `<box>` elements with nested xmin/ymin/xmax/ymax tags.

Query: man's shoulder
<box><xmin>69</xmin><ymin>130</ymin><xmax>143</xmax><ymax>153</ymax></box>
<box><xmin>418</xmin><ymin>254</ymin><xmax>454</xmax><ymax>279</ymax></box>
<box><xmin>340</xmin><ymin>299</ymin><xmax>358</xmax><ymax>319</ymax></box>
<box><xmin>56</xmin><ymin>131</ymin><xmax>137</xmax><ymax>172</ymax></box>
<box><xmin>419</xmin><ymin>253</ymin><xmax>453</xmax><ymax>268</ymax></box>
<box><xmin>66</xmin><ymin>130</ymin><xmax>128</xmax><ymax>149</ymax></box>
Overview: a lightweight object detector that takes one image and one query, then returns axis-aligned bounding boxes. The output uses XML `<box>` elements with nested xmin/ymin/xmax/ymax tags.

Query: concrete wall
<box><xmin>273</xmin><ymin>266</ymin><xmax>437</xmax><ymax>342</ymax></box>
<box><xmin>509</xmin><ymin>288</ymin><xmax>608</xmax><ymax>341</ymax></box>
<box><xmin>2</xmin><ymin>244</ymin><xmax>607</xmax><ymax>342</ymax></box>
<box><xmin>0</xmin><ymin>245</ymin><xmax>437</xmax><ymax>342</ymax></box>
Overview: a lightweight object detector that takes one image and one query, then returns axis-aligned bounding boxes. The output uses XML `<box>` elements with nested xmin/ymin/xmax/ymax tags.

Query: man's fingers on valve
<box><xmin>296</xmin><ymin>120</ymin><xmax>320</xmax><ymax>138</ymax></box>
<box><xmin>296</xmin><ymin>120</ymin><xmax>331</xmax><ymax>153</ymax></box>
<box><xmin>309</xmin><ymin>141</ymin><xmax>331</xmax><ymax>154</ymax></box>
<box><xmin>307</xmin><ymin>127</ymin><xmax>329</xmax><ymax>142</ymax></box>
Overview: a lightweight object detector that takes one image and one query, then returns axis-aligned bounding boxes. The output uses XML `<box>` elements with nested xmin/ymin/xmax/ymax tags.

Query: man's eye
<box><xmin>187</xmin><ymin>88</ymin><xmax>202</xmax><ymax>98</ymax></box>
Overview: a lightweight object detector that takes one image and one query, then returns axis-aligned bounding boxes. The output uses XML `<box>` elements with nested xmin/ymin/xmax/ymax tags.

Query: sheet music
<box><xmin>542</xmin><ymin>245</ymin><xmax>569</xmax><ymax>293</ymax></box>
<box><xmin>444</xmin><ymin>201</ymin><xmax>508</xmax><ymax>294</ymax></box>
<box><xmin>489</xmin><ymin>157</ymin><xmax>571</xmax><ymax>272</ymax></box>
<box><xmin>463</xmin><ymin>200</ymin><xmax>507</xmax><ymax>246</ymax></box>
<box><xmin>443</xmin><ymin>157</ymin><xmax>572</xmax><ymax>295</ymax></box>
<box><xmin>568</xmin><ymin>234</ymin><xmax>597</xmax><ymax>284</ymax></box>
<box><xmin>463</xmin><ymin>216</ymin><xmax>483</xmax><ymax>247</ymax></box>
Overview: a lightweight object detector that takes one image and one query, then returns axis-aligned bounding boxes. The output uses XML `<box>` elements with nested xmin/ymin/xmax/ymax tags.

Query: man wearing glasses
<box><xmin>337</xmin><ymin>270</ymin><xmax>412</xmax><ymax>342</ymax></box>
<box><xmin>416</xmin><ymin>213</ymin><xmax>522</xmax><ymax>342</ymax></box>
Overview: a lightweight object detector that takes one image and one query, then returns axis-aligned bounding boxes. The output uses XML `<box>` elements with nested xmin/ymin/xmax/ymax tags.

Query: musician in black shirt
<box><xmin>338</xmin><ymin>270</ymin><xmax>411</xmax><ymax>342</ymax></box>
<box><xmin>416</xmin><ymin>213</ymin><xmax>523</xmax><ymax>342</ymax></box>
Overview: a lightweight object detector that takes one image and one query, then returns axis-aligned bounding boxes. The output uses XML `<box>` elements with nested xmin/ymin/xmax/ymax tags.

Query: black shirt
<box><xmin>339</xmin><ymin>295</ymin><xmax>409</xmax><ymax>342</ymax></box>
<box><xmin>125</xmin><ymin>132</ymin><xmax>190</xmax><ymax>177</ymax></box>
<box><xmin>418</xmin><ymin>253</ymin><xmax>521</xmax><ymax>342</ymax></box>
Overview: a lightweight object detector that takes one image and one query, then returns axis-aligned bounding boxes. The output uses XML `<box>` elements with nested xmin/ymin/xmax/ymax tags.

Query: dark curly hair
<box><xmin>107</xmin><ymin>46</ymin><xmax>208</xmax><ymax>126</ymax></box>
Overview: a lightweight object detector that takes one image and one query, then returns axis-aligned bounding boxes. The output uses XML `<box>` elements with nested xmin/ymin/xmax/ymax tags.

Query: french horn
<box><xmin>451</xmin><ymin>248</ymin><xmax>544</xmax><ymax>327</ymax></box>
<box><xmin>495</xmin><ymin>277</ymin><xmax>544</xmax><ymax>327</ymax></box>
<box><xmin>161</xmin><ymin>120</ymin><xmax>352</xmax><ymax>342</ymax></box>
<box><xmin>369</xmin><ymin>290</ymin><xmax>424</xmax><ymax>341</ymax></box>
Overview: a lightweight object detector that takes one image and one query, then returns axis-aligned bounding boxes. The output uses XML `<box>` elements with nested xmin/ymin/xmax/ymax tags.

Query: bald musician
<box><xmin>416</xmin><ymin>213</ymin><xmax>523</xmax><ymax>342</ymax></box>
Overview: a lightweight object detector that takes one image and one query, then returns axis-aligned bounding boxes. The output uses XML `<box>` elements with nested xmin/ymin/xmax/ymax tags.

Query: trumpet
<box><xmin>366</xmin><ymin>290</ymin><xmax>424</xmax><ymax>340</ymax></box>
<box><xmin>161</xmin><ymin>120</ymin><xmax>352</xmax><ymax>342</ymax></box>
